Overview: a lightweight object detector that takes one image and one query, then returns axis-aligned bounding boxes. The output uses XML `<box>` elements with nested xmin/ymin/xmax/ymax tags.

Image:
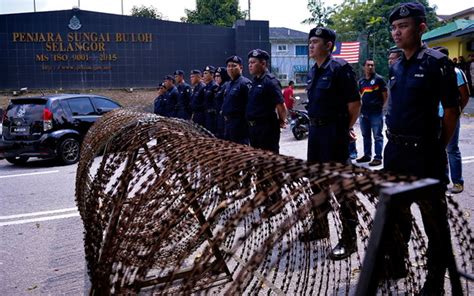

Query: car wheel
<box><xmin>6</xmin><ymin>156</ymin><xmax>29</xmax><ymax>165</ymax></box>
<box><xmin>58</xmin><ymin>138</ymin><xmax>80</xmax><ymax>165</ymax></box>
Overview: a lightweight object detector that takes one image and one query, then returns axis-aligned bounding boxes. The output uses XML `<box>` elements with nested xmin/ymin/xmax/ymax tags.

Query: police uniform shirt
<box><xmin>386</xmin><ymin>44</ymin><xmax>459</xmax><ymax>138</ymax></box>
<box><xmin>176</xmin><ymin>82</ymin><xmax>191</xmax><ymax>109</ymax></box>
<box><xmin>246</xmin><ymin>71</ymin><xmax>284</xmax><ymax>120</ymax></box>
<box><xmin>190</xmin><ymin>82</ymin><xmax>206</xmax><ymax>112</ymax></box>
<box><xmin>358</xmin><ymin>73</ymin><xmax>387</xmax><ymax>114</ymax></box>
<box><xmin>222</xmin><ymin>75</ymin><xmax>252</xmax><ymax>116</ymax></box>
<box><xmin>215</xmin><ymin>81</ymin><xmax>229</xmax><ymax>112</ymax></box>
<box><xmin>164</xmin><ymin>86</ymin><xmax>179</xmax><ymax>116</ymax></box>
<box><xmin>203</xmin><ymin>80</ymin><xmax>219</xmax><ymax>111</ymax></box>
<box><xmin>154</xmin><ymin>94</ymin><xmax>166</xmax><ymax>115</ymax></box>
<box><xmin>307</xmin><ymin>56</ymin><xmax>360</xmax><ymax>119</ymax></box>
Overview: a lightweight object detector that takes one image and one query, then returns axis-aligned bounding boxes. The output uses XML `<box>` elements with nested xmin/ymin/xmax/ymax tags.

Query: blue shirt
<box><xmin>306</xmin><ymin>56</ymin><xmax>360</xmax><ymax>119</ymax></box>
<box><xmin>386</xmin><ymin>44</ymin><xmax>458</xmax><ymax>137</ymax></box>
<box><xmin>222</xmin><ymin>75</ymin><xmax>251</xmax><ymax>116</ymax></box>
<box><xmin>176</xmin><ymin>82</ymin><xmax>191</xmax><ymax>109</ymax></box>
<box><xmin>246</xmin><ymin>71</ymin><xmax>284</xmax><ymax>120</ymax></box>
<box><xmin>163</xmin><ymin>86</ymin><xmax>179</xmax><ymax>116</ymax></box>
<box><xmin>358</xmin><ymin>73</ymin><xmax>387</xmax><ymax>114</ymax></box>
<box><xmin>203</xmin><ymin>80</ymin><xmax>219</xmax><ymax>110</ymax></box>
<box><xmin>190</xmin><ymin>82</ymin><xmax>206</xmax><ymax>112</ymax></box>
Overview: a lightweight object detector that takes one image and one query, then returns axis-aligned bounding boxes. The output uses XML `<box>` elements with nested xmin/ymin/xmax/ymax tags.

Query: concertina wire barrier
<box><xmin>75</xmin><ymin>108</ymin><xmax>473</xmax><ymax>295</ymax></box>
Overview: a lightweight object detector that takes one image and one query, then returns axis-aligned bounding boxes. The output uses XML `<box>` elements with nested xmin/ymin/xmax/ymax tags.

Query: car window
<box><xmin>92</xmin><ymin>97</ymin><xmax>120</xmax><ymax>113</ymax></box>
<box><xmin>67</xmin><ymin>97</ymin><xmax>96</xmax><ymax>116</ymax></box>
<box><xmin>6</xmin><ymin>100</ymin><xmax>45</xmax><ymax>122</ymax></box>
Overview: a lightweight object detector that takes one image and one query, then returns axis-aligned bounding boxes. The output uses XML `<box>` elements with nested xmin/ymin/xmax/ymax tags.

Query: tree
<box><xmin>302</xmin><ymin>0</ymin><xmax>337</xmax><ymax>27</ymax></box>
<box><xmin>181</xmin><ymin>0</ymin><xmax>246</xmax><ymax>27</ymax></box>
<box><xmin>308</xmin><ymin>0</ymin><xmax>441</xmax><ymax>77</ymax></box>
<box><xmin>130</xmin><ymin>5</ymin><xmax>163</xmax><ymax>19</ymax></box>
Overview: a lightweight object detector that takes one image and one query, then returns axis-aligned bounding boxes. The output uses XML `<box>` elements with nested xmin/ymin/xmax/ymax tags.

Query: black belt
<box><xmin>247</xmin><ymin>116</ymin><xmax>276</xmax><ymax>127</ymax></box>
<box><xmin>386</xmin><ymin>130</ymin><xmax>436</xmax><ymax>148</ymax></box>
<box><xmin>309</xmin><ymin>117</ymin><xmax>333</xmax><ymax>127</ymax></box>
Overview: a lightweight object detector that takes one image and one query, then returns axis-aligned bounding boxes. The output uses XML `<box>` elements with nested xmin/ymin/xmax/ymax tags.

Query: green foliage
<box><xmin>182</xmin><ymin>0</ymin><xmax>246</xmax><ymax>27</ymax></box>
<box><xmin>302</xmin><ymin>0</ymin><xmax>337</xmax><ymax>27</ymax></box>
<box><xmin>130</xmin><ymin>5</ymin><xmax>163</xmax><ymax>19</ymax></box>
<box><xmin>306</xmin><ymin>0</ymin><xmax>441</xmax><ymax>78</ymax></box>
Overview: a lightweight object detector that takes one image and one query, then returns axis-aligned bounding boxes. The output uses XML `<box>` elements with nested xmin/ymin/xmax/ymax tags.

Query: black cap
<box><xmin>174</xmin><ymin>70</ymin><xmax>184</xmax><ymax>76</ymax></box>
<box><xmin>389</xmin><ymin>2</ymin><xmax>426</xmax><ymax>24</ymax></box>
<box><xmin>248</xmin><ymin>49</ymin><xmax>270</xmax><ymax>61</ymax></box>
<box><xmin>308</xmin><ymin>27</ymin><xmax>336</xmax><ymax>43</ymax></box>
<box><xmin>203</xmin><ymin>65</ymin><xmax>215</xmax><ymax>73</ymax></box>
<box><xmin>226</xmin><ymin>55</ymin><xmax>243</xmax><ymax>65</ymax></box>
<box><xmin>190</xmin><ymin>69</ymin><xmax>201</xmax><ymax>75</ymax></box>
<box><xmin>215</xmin><ymin>66</ymin><xmax>230</xmax><ymax>81</ymax></box>
<box><xmin>163</xmin><ymin>75</ymin><xmax>175</xmax><ymax>83</ymax></box>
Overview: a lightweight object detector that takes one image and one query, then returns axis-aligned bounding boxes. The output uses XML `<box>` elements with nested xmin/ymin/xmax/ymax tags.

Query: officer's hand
<box><xmin>349</xmin><ymin>128</ymin><xmax>357</xmax><ymax>142</ymax></box>
<box><xmin>280</xmin><ymin>119</ymin><xmax>287</xmax><ymax>129</ymax></box>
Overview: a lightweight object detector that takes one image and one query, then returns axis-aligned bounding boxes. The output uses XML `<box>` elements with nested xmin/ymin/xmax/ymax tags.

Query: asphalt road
<box><xmin>0</xmin><ymin>114</ymin><xmax>473</xmax><ymax>295</ymax></box>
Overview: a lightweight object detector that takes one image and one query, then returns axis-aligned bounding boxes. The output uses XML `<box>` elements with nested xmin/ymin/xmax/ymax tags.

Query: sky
<box><xmin>0</xmin><ymin>0</ymin><xmax>470</xmax><ymax>33</ymax></box>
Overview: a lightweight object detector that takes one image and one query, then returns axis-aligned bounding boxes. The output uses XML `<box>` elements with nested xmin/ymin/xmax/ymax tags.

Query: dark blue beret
<box><xmin>174</xmin><ymin>70</ymin><xmax>184</xmax><ymax>76</ymax></box>
<box><xmin>215</xmin><ymin>67</ymin><xmax>225</xmax><ymax>74</ymax></box>
<box><xmin>389</xmin><ymin>2</ymin><xmax>426</xmax><ymax>23</ymax></box>
<box><xmin>163</xmin><ymin>75</ymin><xmax>175</xmax><ymax>82</ymax></box>
<box><xmin>203</xmin><ymin>65</ymin><xmax>215</xmax><ymax>73</ymax></box>
<box><xmin>308</xmin><ymin>27</ymin><xmax>336</xmax><ymax>42</ymax></box>
<box><xmin>226</xmin><ymin>55</ymin><xmax>243</xmax><ymax>65</ymax></box>
<box><xmin>158</xmin><ymin>82</ymin><xmax>165</xmax><ymax>88</ymax></box>
<box><xmin>190</xmin><ymin>69</ymin><xmax>201</xmax><ymax>75</ymax></box>
<box><xmin>248</xmin><ymin>49</ymin><xmax>270</xmax><ymax>60</ymax></box>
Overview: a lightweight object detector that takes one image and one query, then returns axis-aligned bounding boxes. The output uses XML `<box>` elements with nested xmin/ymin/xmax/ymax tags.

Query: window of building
<box><xmin>277</xmin><ymin>73</ymin><xmax>288</xmax><ymax>80</ymax></box>
<box><xmin>276</xmin><ymin>44</ymin><xmax>288</xmax><ymax>52</ymax></box>
<box><xmin>295</xmin><ymin>45</ymin><xmax>308</xmax><ymax>56</ymax></box>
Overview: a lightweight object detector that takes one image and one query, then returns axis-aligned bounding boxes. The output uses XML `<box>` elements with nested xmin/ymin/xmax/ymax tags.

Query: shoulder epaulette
<box><xmin>424</xmin><ymin>48</ymin><xmax>446</xmax><ymax>60</ymax></box>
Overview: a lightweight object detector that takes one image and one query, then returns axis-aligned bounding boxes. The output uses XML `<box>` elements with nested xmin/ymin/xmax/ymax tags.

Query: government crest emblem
<box><xmin>68</xmin><ymin>15</ymin><xmax>82</xmax><ymax>30</ymax></box>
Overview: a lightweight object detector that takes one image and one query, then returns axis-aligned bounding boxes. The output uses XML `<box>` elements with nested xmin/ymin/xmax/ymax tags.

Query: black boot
<box><xmin>328</xmin><ymin>236</ymin><xmax>357</xmax><ymax>260</ymax></box>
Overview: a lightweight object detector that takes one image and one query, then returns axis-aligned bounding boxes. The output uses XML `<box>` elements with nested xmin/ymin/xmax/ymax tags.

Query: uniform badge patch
<box><xmin>400</xmin><ymin>6</ymin><xmax>409</xmax><ymax>17</ymax></box>
<box><xmin>233</xmin><ymin>56</ymin><xmax>239</xmax><ymax>62</ymax></box>
<box><xmin>252</xmin><ymin>50</ymin><xmax>259</xmax><ymax>57</ymax></box>
<box><xmin>370</xmin><ymin>79</ymin><xmax>375</xmax><ymax>85</ymax></box>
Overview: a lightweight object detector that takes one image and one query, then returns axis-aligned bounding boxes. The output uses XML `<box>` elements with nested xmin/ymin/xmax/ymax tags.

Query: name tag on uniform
<box><xmin>414</xmin><ymin>73</ymin><xmax>424</xmax><ymax>78</ymax></box>
<box><xmin>322</xmin><ymin>76</ymin><xmax>329</xmax><ymax>80</ymax></box>
<box><xmin>257</xmin><ymin>85</ymin><xmax>263</xmax><ymax>88</ymax></box>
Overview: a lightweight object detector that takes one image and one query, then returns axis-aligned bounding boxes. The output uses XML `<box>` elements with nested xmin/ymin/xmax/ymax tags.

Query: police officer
<box><xmin>174</xmin><ymin>70</ymin><xmax>192</xmax><ymax>120</ymax></box>
<box><xmin>202</xmin><ymin>66</ymin><xmax>219</xmax><ymax>134</ymax></box>
<box><xmin>383</xmin><ymin>3</ymin><xmax>459</xmax><ymax>292</ymax></box>
<box><xmin>299</xmin><ymin>27</ymin><xmax>361</xmax><ymax>262</ymax></box>
<box><xmin>153</xmin><ymin>83</ymin><xmax>167</xmax><ymax>116</ymax></box>
<box><xmin>356</xmin><ymin>59</ymin><xmax>387</xmax><ymax>166</ymax></box>
<box><xmin>214</xmin><ymin>66</ymin><xmax>230</xmax><ymax>139</ymax></box>
<box><xmin>189</xmin><ymin>69</ymin><xmax>206</xmax><ymax>127</ymax></box>
<box><xmin>163</xmin><ymin>75</ymin><xmax>179</xmax><ymax>117</ymax></box>
<box><xmin>247</xmin><ymin>49</ymin><xmax>287</xmax><ymax>153</ymax></box>
<box><xmin>222</xmin><ymin>55</ymin><xmax>251</xmax><ymax>144</ymax></box>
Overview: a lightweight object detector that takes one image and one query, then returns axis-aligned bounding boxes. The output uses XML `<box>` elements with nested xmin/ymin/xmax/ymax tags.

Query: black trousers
<box><xmin>383</xmin><ymin>140</ymin><xmax>451</xmax><ymax>284</ymax></box>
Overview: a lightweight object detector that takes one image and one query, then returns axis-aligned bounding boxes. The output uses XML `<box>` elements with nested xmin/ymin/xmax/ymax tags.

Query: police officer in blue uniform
<box><xmin>174</xmin><ymin>70</ymin><xmax>192</xmax><ymax>120</ymax></box>
<box><xmin>153</xmin><ymin>83</ymin><xmax>167</xmax><ymax>116</ymax></box>
<box><xmin>202</xmin><ymin>66</ymin><xmax>219</xmax><ymax>134</ymax></box>
<box><xmin>163</xmin><ymin>75</ymin><xmax>179</xmax><ymax>117</ymax></box>
<box><xmin>222</xmin><ymin>55</ymin><xmax>251</xmax><ymax>145</ymax></box>
<box><xmin>383</xmin><ymin>3</ymin><xmax>459</xmax><ymax>292</ymax></box>
<box><xmin>190</xmin><ymin>69</ymin><xmax>206</xmax><ymax>127</ymax></box>
<box><xmin>214</xmin><ymin>66</ymin><xmax>230</xmax><ymax>139</ymax></box>
<box><xmin>247</xmin><ymin>49</ymin><xmax>287</xmax><ymax>153</ymax></box>
<box><xmin>299</xmin><ymin>27</ymin><xmax>361</xmax><ymax>261</ymax></box>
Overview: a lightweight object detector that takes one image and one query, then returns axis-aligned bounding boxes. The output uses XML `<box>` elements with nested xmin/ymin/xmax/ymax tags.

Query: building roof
<box><xmin>422</xmin><ymin>19</ymin><xmax>474</xmax><ymax>42</ymax></box>
<box><xmin>270</xmin><ymin>27</ymin><xmax>307</xmax><ymax>40</ymax></box>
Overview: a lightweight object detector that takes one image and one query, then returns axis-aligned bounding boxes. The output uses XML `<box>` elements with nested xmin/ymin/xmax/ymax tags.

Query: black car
<box><xmin>0</xmin><ymin>94</ymin><xmax>121</xmax><ymax>165</ymax></box>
